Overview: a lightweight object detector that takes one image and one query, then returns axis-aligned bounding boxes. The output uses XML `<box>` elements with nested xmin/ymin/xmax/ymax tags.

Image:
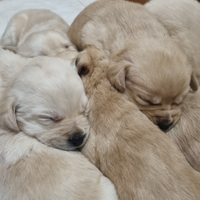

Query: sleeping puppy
<box><xmin>68</xmin><ymin>0</ymin><xmax>198</xmax><ymax>132</ymax></box>
<box><xmin>145</xmin><ymin>0</ymin><xmax>200</xmax><ymax>172</ymax></box>
<box><xmin>0</xmin><ymin>9</ymin><xmax>75</xmax><ymax>57</ymax></box>
<box><xmin>77</xmin><ymin>46</ymin><xmax>200</xmax><ymax>200</ymax></box>
<box><xmin>145</xmin><ymin>0</ymin><xmax>200</xmax><ymax>82</ymax></box>
<box><xmin>0</xmin><ymin>55</ymin><xmax>88</xmax><ymax>151</ymax></box>
<box><xmin>0</xmin><ymin>52</ymin><xmax>118</xmax><ymax>200</ymax></box>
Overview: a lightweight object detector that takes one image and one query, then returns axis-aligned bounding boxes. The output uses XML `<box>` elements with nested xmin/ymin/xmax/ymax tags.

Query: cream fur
<box><xmin>68</xmin><ymin>0</ymin><xmax>198</xmax><ymax>132</ymax></box>
<box><xmin>0</xmin><ymin>52</ymin><xmax>89</xmax><ymax>151</ymax></box>
<box><xmin>0</xmin><ymin>9</ymin><xmax>75</xmax><ymax>57</ymax></box>
<box><xmin>0</xmin><ymin>50</ymin><xmax>118</xmax><ymax>200</ymax></box>
<box><xmin>0</xmin><ymin>132</ymin><xmax>118</xmax><ymax>200</ymax></box>
<box><xmin>78</xmin><ymin>46</ymin><xmax>200</xmax><ymax>200</ymax></box>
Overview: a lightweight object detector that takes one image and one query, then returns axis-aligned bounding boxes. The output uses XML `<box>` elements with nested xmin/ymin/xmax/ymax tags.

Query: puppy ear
<box><xmin>0</xmin><ymin>95</ymin><xmax>19</xmax><ymax>132</ymax></box>
<box><xmin>190</xmin><ymin>71</ymin><xmax>199</xmax><ymax>92</ymax></box>
<box><xmin>3</xmin><ymin>46</ymin><xmax>18</xmax><ymax>54</ymax></box>
<box><xmin>107</xmin><ymin>60</ymin><xmax>130</xmax><ymax>93</ymax></box>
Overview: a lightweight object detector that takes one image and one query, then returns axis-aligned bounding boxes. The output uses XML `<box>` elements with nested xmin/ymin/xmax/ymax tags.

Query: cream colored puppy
<box><xmin>0</xmin><ymin>52</ymin><xmax>118</xmax><ymax>200</ymax></box>
<box><xmin>0</xmin><ymin>56</ymin><xmax>89</xmax><ymax>151</ymax></box>
<box><xmin>68</xmin><ymin>0</ymin><xmax>198</xmax><ymax>132</ymax></box>
<box><xmin>0</xmin><ymin>9</ymin><xmax>75</xmax><ymax>57</ymax></box>
<box><xmin>77</xmin><ymin>46</ymin><xmax>200</xmax><ymax>200</ymax></box>
<box><xmin>146</xmin><ymin>0</ymin><xmax>200</xmax><ymax>82</ymax></box>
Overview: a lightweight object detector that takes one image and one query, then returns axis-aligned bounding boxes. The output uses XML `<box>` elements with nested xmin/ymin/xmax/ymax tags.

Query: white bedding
<box><xmin>0</xmin><ymin>0</ymin><xmax>96</xmax><ymax>37</ymax></box>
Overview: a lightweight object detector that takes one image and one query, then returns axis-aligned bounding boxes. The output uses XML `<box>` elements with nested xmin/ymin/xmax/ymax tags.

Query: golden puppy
<box><xmin>145</xmin><ymin>0</ymin><xmax>200</xmax><ymax>82</ymax></box>
<box><xmin>77</xmin><ymin>46</ymin><xmax>200</xmax><ymax>200</ymax></box>
<box><xmin>68</xmin><ymin>0</ymin><xmax>198</xmax><ymax>132</ymax></box>
<box><xmin>0</xmin><ymin>9</ymin><xmax>75</xmax><ymax>57</ymax></box>
<box><xmin>0</xmin><ymin>52</ymin><xmax>118</xmax><ymax>200</ymax></box>
<box><xmin>144</xmin><ymin>0</ymin><xmax>200</xmax><ymax>172</ymax></box>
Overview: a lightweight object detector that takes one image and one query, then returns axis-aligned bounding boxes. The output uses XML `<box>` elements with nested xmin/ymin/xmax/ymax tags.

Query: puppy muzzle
<box><xmin>157</xmin><ymin>120</ymin><xmax>174</xmax><ymax>132</ymax></box>
<box><xmin>68</xmin><ymin>133</ymin><xmax>86</xmax><ymax>147</ymax></box>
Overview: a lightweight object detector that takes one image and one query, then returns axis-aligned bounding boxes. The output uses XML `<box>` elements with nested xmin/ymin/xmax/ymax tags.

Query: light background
<box><xmin>0</xmin><ymin>0</ymin><xmax>96</xmax><ymax>37</ymax></box>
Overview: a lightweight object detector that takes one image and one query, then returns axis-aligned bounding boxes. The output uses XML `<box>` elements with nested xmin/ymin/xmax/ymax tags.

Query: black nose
<box><xmin>68</xmin><ymin>133</ymin><xmax>86</xmax><ymax>147</ymax></box>
<box><xmin>157</xmin><ymin>121</ymin><xmax>173</xmax><ymax>131</ymax></box>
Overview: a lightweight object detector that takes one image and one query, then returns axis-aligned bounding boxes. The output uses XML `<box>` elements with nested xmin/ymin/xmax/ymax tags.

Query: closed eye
<box><xmin>38</xmin><ymin>115</ymin><xmax>62</xmax><ymax>125</ymax></box>
<box><xmin>138</xmin><ymin>95</ymin><xmax>154</xmax><ymax>105</ymax></box>
<box><xmin>172</xmin><ymin>102</ymin><xmax>182</xmax><ymax>106</ymax></box>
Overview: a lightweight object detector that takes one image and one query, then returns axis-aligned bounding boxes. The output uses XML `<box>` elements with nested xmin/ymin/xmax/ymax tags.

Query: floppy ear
<box><xmin>3</xmin><ymin>46</ymin><xmax>18</xmax><ymax>54</ymax></box>
<box><xmin>107</xmin><ymin>60</ymin><xmax>130</xmax><ymax>93</ymax></box>
<box><xmin>0</xmin><ymin>95</ymin><xmax>19</xmax><ymax>133</ymax></box>
<box><xmin>190</xmin><ymin>71</ymin><xmax>199</xmax><ymax>92</ymax></box>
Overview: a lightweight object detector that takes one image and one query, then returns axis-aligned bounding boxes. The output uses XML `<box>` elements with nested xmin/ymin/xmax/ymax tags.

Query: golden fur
<box><xmin>78</xmin><ymin>46</ymin><xmax>200</xmax><ymax>200</ymax></box>
<box><xmin>0</xmin><ymin>49</ymin><xmax>118</xmax><ymax>200</ymax></box>
<box><xmin>167</xmin><ymin>90</ymin><xmax>200</xmax><ymax>172</ymax></box>
<box><xmin>146</xmin><ymin>0</ymin><xmax>200</xmax><ymax>82</ymax></box>
<box><xmin>68</xmin><ymin>0</ymin><xmax>198</xmax><ymax>132</ymax></box>
<box><xmin>0</xmin><ymin>9</ymin><xmax>75</xmax><ymax>57</ymax></box>
<box><xmin>145</xmin><ymin>0</ymin><xmax>200</xmax><ymax>172</ymax></box>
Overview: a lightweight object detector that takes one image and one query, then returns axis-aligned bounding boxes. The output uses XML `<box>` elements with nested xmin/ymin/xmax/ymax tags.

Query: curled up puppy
<box><xmin>77</xmin><ymin>46</ymin><xmax>200</xmax><ymax>200</ymax></box>
<box><xmin>0</xmin><ymin>55</ymin><xmax>89</xmax><ymax>151</ymax></box>
<box><xmin>0</xmin><ymin>9</ymin><xmax>75</xmax><ymax>57</ymax></box>
<box><xmin>68</xmin><ymin>0</ymin><xmax>198</xmax><ymax>132</ymax></box>
<box><xmin>0</xmin><ymin>51</ymin><xmax>118</xmax><ymax>200</ymax></box>
<box><xmin>145</xmin><ymin>0</ymin><xmax>200</xmax><ymax>171</ymax></box>
<box><xmin>145</xmin><ymin>0</ymin><xmax>200</xmax><ymax>82</ymax></box>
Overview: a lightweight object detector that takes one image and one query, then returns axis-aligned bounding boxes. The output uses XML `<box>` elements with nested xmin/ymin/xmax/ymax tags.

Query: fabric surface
<box><xmin>0</xmin><ymin>0</ymin><xmax>96</xmax><ymax>37</ymax></box>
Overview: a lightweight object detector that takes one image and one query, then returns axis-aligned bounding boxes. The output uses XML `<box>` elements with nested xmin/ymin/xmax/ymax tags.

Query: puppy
<box><xmin>145</xmin><ymin>0</ymin><xmax>200</xmax><ymax>172</ymax></box>
<box><xmin>77</xmin><ymin>46</ymin><xmax>200</xmax><ymax>200</ymax></box>
<box><xmin>0</xmin><ymin>52</ymin><xmax>118</xmax><ymax>200</ymax></box>
<box><xmin>0</xmin><ymin>9</ymin><xmax>75</xmax><ymax>57</ymax></box>
<box><xmin>0</xmin><ymin>56</ymin><xmax>89</xmax><ymax>151</ymax></box>
<box><xmin>145</xmin><ymin>0</ymin><xmax>200</xmax><ymax>82</ymax></box>
<box><xmin>68</xmin><ymin>0</ymin><xmax>198</xmax><ymax>132</ymax></box>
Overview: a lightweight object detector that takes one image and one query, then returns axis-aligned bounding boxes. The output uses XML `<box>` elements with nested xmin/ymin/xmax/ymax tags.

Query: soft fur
<box><xmin>145</xmin><ymin>0</ymin><xmax>200</xmax><ymax>171</ymax></box>
<box><xmin>0</xmin><ymin>51</ymin><xmax>89</xmax><ymax>151</ymax></box>
<box><xmin>0</xmin><ymin>9</ymin><xmax>75</xmax><ymax>57</ymax></box>
<box><xmin>78</xmin><ymin>46</ymin><xmax>200</xmax><ymax>200</ymax></box>
<box><xmin>167</xmin><ymin>90</ymin><xmax>200</xmax><ymax>172</ymax></box>
<box><xmin>0</xmin><ymin>50</ymin><xmax>118</xmax><ymax>200</ymax></box>
<box><xmin>68</xmin><ymin>0</ymin><xmax>198</xmax><ymax>132</ymax></box>
<box><xmin>145</xmin><ymin>0</ymin><xmax>200</xmax><ymax>82</ymax></box>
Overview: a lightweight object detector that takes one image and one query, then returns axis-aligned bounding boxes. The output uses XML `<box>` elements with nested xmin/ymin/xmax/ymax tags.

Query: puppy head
<box><xmin>107</xmin><ymin>39</ymin><xmax>198</xmax><ymax>132</ymax></box>
<box><xmin>3</xmin><ymin>30</ymin><xmax>76</xmax><ymax>58</ymax></box>
<box><xmin>0</xmin><ymin>56</ymin><xmax>89</xmax><ymax>151</ymax></box>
